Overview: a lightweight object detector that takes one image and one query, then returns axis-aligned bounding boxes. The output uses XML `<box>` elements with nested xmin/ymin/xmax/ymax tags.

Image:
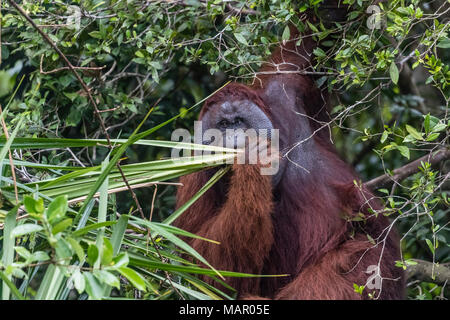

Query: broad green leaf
<box><xmin>389</xmin><ymin>62</ymin><xmax>399</xmax><ymax>84</ymax></box>
<box><xmin>426</xmin><ymin>133</ymin><xmax>440</xmax><ymax>141</ymax></box>
<box><xmin>72</xmin><ymin>269</ymin><xmax>85</xmax><ymax>294</ymax></box>
<box><xmin>431</xmin><ymin>123</ymin><xmax>447</xmax><ymax>133</ymax></box>
<box><xmin>101</xmin><ymin>238</ymin><xmax>114</xmax><ymax>266</ymax></box>
<box><xmin>397</xmin><ymin>146</ymin><xmax>410</xmax><ymax>159</ymax></box>
<box><xmin>14</xmin><ymin>246</ymin><xmax>32</xmax><ymax>260</ymax></box>
<box><xmin>313</xmin><ymin>47</ymin><xmax>326</xmax><ymax>58</ymax></box>
<box><xmin>23</xmin><ymin>196</ymin><xmax>44</xmax><ymax>216</ymax></box>
<box><xmin>380</xmin><ymin>131</ymin><xmax>388</xmax><ymax>143</ymax></box>
<box><xmin>234</xmin><ymin>33</ymin><xmax>248</xmax><ymax>45</ymax></box>
<box><xmin>67</xmin><ymin>237</ymin><xmax>85</xmax><ymax>261</ymax></box>
<box><xmin>281</xmin><ymin>25</ymin><xmax>290</xmax><ymax>42</ymax></box>
<box><xmin>437</xmin><ymin>37</ymin><xmax>450</xmax><ymax>48</ymax></box>
<box><xmin>55</xmin><ymin>239</ymin><xmax>73</xmax><ymax>260</ymax></box>
<box><xmin>405</xmin><ymin>125</ymin><xmax>423</xmax><ymax>141</ymax></box>
<box><xmin>87</xmin><ymin>245</ymin><xmax>99</xmax><ymax>266</ymax></box>
<box><xmin>405</xmin><ymin>259</ymin><xmax>418</xmax><ymax>266</ymax></box>
<box><xmin>84</xmin><ymin>273</ymin><xmax>104</xmax><ymax>300</ymax></box>
<box><xmin>31</xmin><ymin>251</ymin><xmax>50</xmax><ymax>262</ymax></box>
<box><xmin>108</xmin><ymin>252</ymin><xmax>129</xmax><ymax>270</ymax></box>
<box><xmin>11</xmin><ymin>224</ymin><xmax>43</xmax><ymax>237</ymax></box>
<box><xmin>118</xmin><ymin>267</ymin><xmax>146</xmax><ymax>292</ymax></box>
<box><xmin>52</xmin><ymin>218</ymin><xmax>73</xmax><ymax>235</ymax></box>
<box><xmin>47</xmin><ymin>195</ymin><xmax>68</xmax><ymax>223</ymax></box>
<box><xmin>94</xmin><ymin>270</ymin><xmax>120</xmax><ymax>289</ymax></box>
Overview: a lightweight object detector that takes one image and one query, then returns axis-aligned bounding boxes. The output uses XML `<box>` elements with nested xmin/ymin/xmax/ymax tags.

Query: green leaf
<box><xmin>67</xmin><ymin>237</ymin><xmax>85</xmax><ymax>261</ymax></box>
<box><xmin>389</xmin><ymin>62</ymin><xmax>399</xmax><ymax>84</ymax></box>
<box><xmin>403</xmin><ymin>134</ymin><xmax>415</xmax><ymax>143</ymax></box>
<box><xmin>108</xmin><ymin>252</ymin><xmax>129</xmax><ymax>270</ymax></box>
<box><xmin>88</xmin><ymin>31</ymin><xmax>102</xmax><ymax>39</ymax></box>
<box><xmin>11</xmin><ymin>224</ymin><xmax>43</xmax><ymax>237</ymax></box>
<box><xmin>87</xmin><ymin>245</ymin><xmax>99</xmax><ymax>266</ymax></box>
<box><xmin>424</xmin><ymin>114</ymin><xmax>431</xmax><ymax>134</ymax></box>
<box><xmin>405</xmin><ymin>125</ymin><xmax>423</xmax><ymax>141</ymax></box>
<box><xmin>234</xmin><ymin>33</ymin><xmax>248</xmax><ymax>45</ymax></box>
<box><xmin>72</xmin><ymin>269</ymin><xmax>85</xmax><ymax>294</ymax></box>
<box><xmin>118</xmin><ymin>267</ymin><xmax>146</xmax><ymax>291</ymax></box>
<box><xmin>31</xmin><ymin>251</ymin><xmax>50</xmax><ymax>262</ymax></box>
<box><xmin>426</xmin><ymin>133</ymin><xmax>440</xmax><ymax>141</ymax></box>
<box><xmin>353</xmin><ymin>283</ymin><xmax>364</xmax><ymax>295</ymax></box>
<box><xmin>431</xmin><ymin>123</ymin><xmax>447</xmax><ymax>133</ymax></box>
<box><xmin>55</xmin><ymin>238</ymin><xmax>73</xmax><ymax>259</ymax></box>
<box><xmin>437</xmin><ymin>37</ymin><xmax>450</xmax><ymax>49</ymax></box>
<box><xmin>94</xmin><ymin>270</ymin><xmax>120</xmax><ymax>289</ymax></box>
<box><xmin>101</xmin><ymin>238</ymin><xmax>114</xmax><ymax>266</ymax></box>
<box><xmin>23</xmin><ymin>196</ymin><xmax>44</xmax><ymax>216</ymax></box>
<box><xmin>281</xmin><ymin>25</ymin><xmax>290</xmax><ymax>42</ymax></box>
<box><xmin>14</xmin><ymin>246</ymin><xmax>32</xmax><ymax>260</ymax></box>
<box><xmin>63</xmin><ymin>92</ymin><xmax>79</xmax><ymax>102</ymax></box>
<box><xmin>46</xmin><ymin>195</ymin><xmax>68</xmax><ymax>224</ymax></box>
<box><xmin>135</xmin><ymin>50</ymin><xmax>145</xmax><ymax>58</ymax></box>
<box><xmin>313</xmin><ymin>47</ymin><xmax>326</xmax><ymax>58</ymax></box>
<box><xmin>84</xmin><ymin>273</ymin><xmax>104</xmax><ymax>300</ymax></box>
<box><xmin>397</xmin><ymin>146</ymin><xmax>410</xmax><ymax>159</ymax></box>
<box><xmin>405</xmin><ymin>259</ymin><xmax>418</xmax><ymax>266</ymax></box>
<box><xmin>71</xmin><ymin>221</ymin><xmax>116</xmax><ymax>237</ymax></box>
<box><xmin>52</xmin><ymin>218</ymin><xmax>73</xmax><ymax>235</ymax></box>
<box><xmin>380</xmin><ymin>131</ymin><xmax>389</xmax><ymax>143</ymax></box>
<box><xmin>110</xmin><ymin>215</ymin><xmax>128</xmax><ymax>255</ymax></box>
<box><xmin>425</xmin><ymin>239</ymin><xmax>435</xmax><ymax>255</ymax></box>
<box><xmin>132</xmin><ymin>218</ymin><xmax>223</xmax><ymax>279</ymax></box>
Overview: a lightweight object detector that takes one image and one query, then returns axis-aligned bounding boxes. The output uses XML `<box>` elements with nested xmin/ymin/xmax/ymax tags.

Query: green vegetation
<box><xmin>0</xmin><ymin>0</ymin><xmax>449</xmax><ymax>300</ymax></box>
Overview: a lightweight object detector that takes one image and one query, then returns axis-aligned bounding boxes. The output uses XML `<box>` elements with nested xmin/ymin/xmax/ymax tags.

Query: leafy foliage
<box><xmin>0</xmin><ymin>0</ymin><xmax>449</xmax><ymax>300</ymax></box>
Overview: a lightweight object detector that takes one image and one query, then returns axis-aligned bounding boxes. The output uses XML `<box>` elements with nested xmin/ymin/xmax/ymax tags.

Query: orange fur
<box><xmin>176</xmin><ymin>164</ymin><xmax>274</xmax><ymax>296</ymax></box>
<box><xmin>174</xmin><ymin>2</ymin><xmax>404</xmax><ymax>299</ymax></box>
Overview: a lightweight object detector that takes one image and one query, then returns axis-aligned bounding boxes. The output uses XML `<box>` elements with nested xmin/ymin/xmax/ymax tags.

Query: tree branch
<box><xmin>406</xmin><ymin>259</ymin><xmax>450</xmax><ymax>286</ymax></box>
<box><xmin>364</xmin><ymin>148</ymin><xmax>450</xmax><ymax>190</ymax></box>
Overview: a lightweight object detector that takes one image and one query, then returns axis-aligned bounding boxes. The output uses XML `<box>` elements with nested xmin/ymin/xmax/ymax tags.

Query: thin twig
<box><xmin>40</xmin><ymin>54</ymin><xmax>106</xmax><ymax>75</ymax></box>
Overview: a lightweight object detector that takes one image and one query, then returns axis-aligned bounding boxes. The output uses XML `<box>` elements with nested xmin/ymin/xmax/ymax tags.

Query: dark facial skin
<box><xmin>201</xmin><ymin>99</ymin><xmax>273</xmax><ymax>140</ymax></box>
<box><xmin>200</xmin><ymin>97</ymin><xmax>283</xmax><ymax>184</ymax></box>
<box><xmin>198</xmin><ymin>76</ymin><xmax>324</xmax><ymax>187</ymax></box>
